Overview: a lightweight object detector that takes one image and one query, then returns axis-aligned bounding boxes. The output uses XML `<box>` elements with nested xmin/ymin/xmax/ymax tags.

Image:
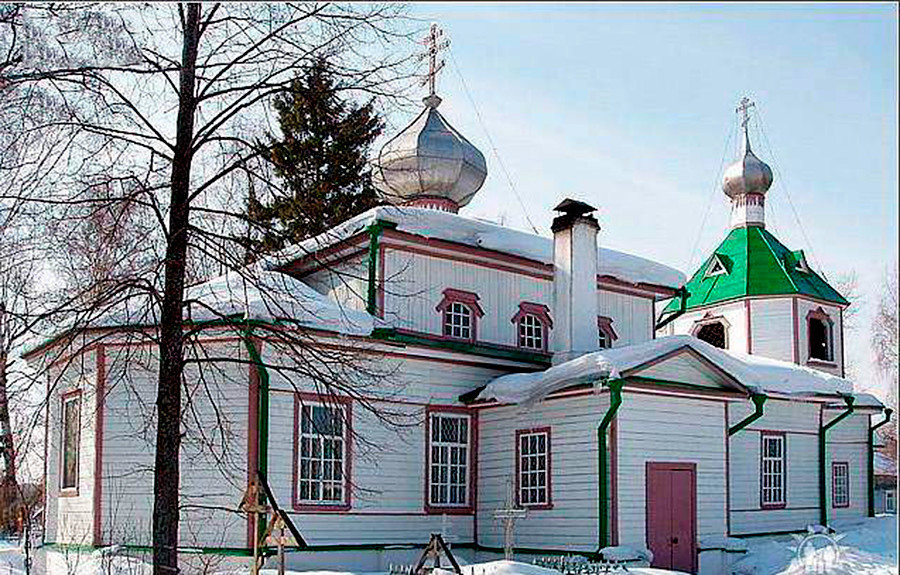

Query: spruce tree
<box><xmin>251</xmin><ymin>58</ymin><xmax>384</xmax><ymax>253</ymax></box>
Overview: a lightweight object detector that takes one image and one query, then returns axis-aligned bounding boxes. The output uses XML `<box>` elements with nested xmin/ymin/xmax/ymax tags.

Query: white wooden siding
<box><xmin>477</xmin><ymin>393</ymin><xmax>610</xmax><ymax>552</ymax></box>
<box><xmin>597</xmin><ymin>290</ymin><xmax>654</xmax><ymax>346</ymax></box>
<box><xmin>669</xmin><ymin>301</ymin><xmax>748</xmax><ymax>354</ymax></box>
<box><xmin>748</xmin><ymin>298</ymin><xmax>793</xmax><ymax>362</ymax></box>
<box><xmin>617</xmin><ymin>392</ymin><xmax>727</xmax><ymax>545</ymax></box>
<box><xmin>304</xmin><ymin>256</ymin><xmax>368</xmax><ymax>313</ymax></box>
<box><xmin>824</xmin><ymin>412</ymin><xmax>868</xmax><ymax>522</ymax></box>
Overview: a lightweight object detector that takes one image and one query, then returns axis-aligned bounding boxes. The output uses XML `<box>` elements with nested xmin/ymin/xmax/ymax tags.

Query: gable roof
<box><xmin>268</xmin><ymin>206</ymin><xmax>686</xmax><ymax>290</ymax></box>
<box><xmin>663</xmin><ymin>226</ymin><xmax>848</xmax><ymax>314</ymax></box>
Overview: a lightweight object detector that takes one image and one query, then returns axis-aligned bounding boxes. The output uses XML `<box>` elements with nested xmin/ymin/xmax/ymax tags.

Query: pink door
<box><xmin>646</xmin><ymin>462</ymin><xmax>697</xmax><ymax>573</ymax></box>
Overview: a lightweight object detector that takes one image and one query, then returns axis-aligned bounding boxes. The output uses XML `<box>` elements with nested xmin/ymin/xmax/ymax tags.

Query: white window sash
<box><xmin>761</xmin><ymin>435</ymin><xmax>785</xmax><ymax>506</ymax></box>
<box><xmin>297</xmin><ymin>402</ymin><xmax>347</xmax><ymax>506</ymax></box>
<box><xmin>429</xmin><ymin>413</ymin><xmax>470</xmax><ymax>507</ymax></box>
<box><xmin>519</xmin><ymin>431</ymin><xmax>549</xmax><ymax>506</ymax></box>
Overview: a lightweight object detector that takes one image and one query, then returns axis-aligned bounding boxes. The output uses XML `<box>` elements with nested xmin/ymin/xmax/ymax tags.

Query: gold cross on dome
<box><xmin>420</xmin><ymin>23</ymin><xmax>451</xmax><ymax>99</ymax></box>
<box><xmin>737</xmin><ymin>96</ymin><xmax>756</xmax><ymax>129</ymax></box>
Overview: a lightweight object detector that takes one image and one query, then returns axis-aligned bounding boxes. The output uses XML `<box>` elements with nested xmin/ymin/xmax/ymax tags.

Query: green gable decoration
<box><xmin>663</xmin><ymin>226</ymin><xmax>848</xmax><ymax>315</ymax></box>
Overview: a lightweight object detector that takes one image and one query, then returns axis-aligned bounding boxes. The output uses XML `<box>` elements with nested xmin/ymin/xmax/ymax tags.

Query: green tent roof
<box><xmin>663</xmin><ymin>226</ymin><xmax>848</xmax><ymax>315</ymax></box>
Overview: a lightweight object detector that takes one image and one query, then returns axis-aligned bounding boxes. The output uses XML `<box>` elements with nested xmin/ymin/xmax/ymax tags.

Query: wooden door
<box><xmin>646</xmin><ymin>462</ymin><xmax>697</xmax><ymax>573</ymax></box>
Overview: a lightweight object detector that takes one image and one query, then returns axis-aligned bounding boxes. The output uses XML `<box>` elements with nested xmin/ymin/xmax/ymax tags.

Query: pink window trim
<box><xmin>424</xmin><ymin>405</ymin><xmax>477</xmax><ymax>515</ymax></box>
<box><xmin>759</xmin><ymin>431</ymin><xmax>787</xmax><ymax>510</ymax></box>
<box><xmin>436</xmin><ymin>288</ymin><xmax>485</xmax><ymax>343</ymax></box>
<box><xmin>511</xmin><ymin>302</ymin><xmax>553</xmax><ymax>351</ymax></box>
<box><xmin>597</xmin><ymin>316</ymin><xmax>619</xmax><ymax>344</ymax></box>
<box><xmin>59</xmin><ymin>388</ymin><xmax>83</xmax><ymax>498</ymax></box>
<box><xmin>832</xmin><ymin>461</ymin><xmax>850</xmax><ymax>509</ymax></box>
<box><xmin>291</xmin><ymin>392</ymin><xmax>353</xmax><ymax>513</ymax></box>
<box><xmin>515</xmin><ymin>426</ymin><xmax>553</xmax><ymax>510</ymax></box>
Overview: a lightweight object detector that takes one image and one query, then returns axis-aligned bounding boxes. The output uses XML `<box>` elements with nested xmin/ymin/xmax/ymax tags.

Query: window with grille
<box><xmin>886</xmin><ymin>490</ymin><xmax>896</xmax><ymax>514</ymax></box>
<box><xmin>443</xmin><ymin>302</ymin><xmax>473</xmax><ymax>340</ymax></box>
<box><xmin>428</xmin><ymin>412</ymin><xmax>470</xmax><ymax>508</ymax></box>
<box><xmin>60</xmin><ymin>393</ymin><xmax>81</xmax><ymax>491</ymax></box>
<box><xmin>832</xmin><ymin>462</ymin><xmax>849</xmax><ymax>508</ymax></box>
<box><xmin>297</xmin><ymin>402</ymin><xmax>347</xmax><ymax>506</ymax></box>
<box><xmin>518</xmin><ymin>430</ymin><xmax>550</xmax><ymax>507</ymax></box>
<box><xmin>761</xmin><ymin>433</ymin><xmax>786</xmax><ymax>508</ymax></box>
<box><xmin>518</xmin><ymin>314</ymin><xmax>544</xmax><ymax>350</ymax></box>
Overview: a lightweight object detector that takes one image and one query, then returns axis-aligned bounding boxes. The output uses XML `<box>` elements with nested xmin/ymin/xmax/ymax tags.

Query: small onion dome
<box><xmin>722</xmin><ymin>129</ymin><xmax>774</xmax><ymax>199</ymax></box>
<box><xmin>373</xmin><ymin>95</ymin><xmax>487</xmax><ymax>213</ymax></box>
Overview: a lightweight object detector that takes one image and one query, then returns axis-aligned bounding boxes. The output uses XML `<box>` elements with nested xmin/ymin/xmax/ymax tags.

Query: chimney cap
<box><xmin>554</xmin><ymin>198</ymin><xmax>597</xmax><ymax>217</ymax></box>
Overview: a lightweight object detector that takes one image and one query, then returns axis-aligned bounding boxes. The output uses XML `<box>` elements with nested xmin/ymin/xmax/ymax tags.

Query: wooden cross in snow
<box><xmin>493</xmin><ymin>476</ymin><xmax>527</xmax><ymax>560</ymax></box>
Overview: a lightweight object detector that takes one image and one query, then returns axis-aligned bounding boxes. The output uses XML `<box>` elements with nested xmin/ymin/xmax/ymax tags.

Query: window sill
<box><xmin>759</xmin><ymin>503</ymin><xmax>786</xmax><ymax>510</ymax></box>
<box><xmin>59</xmin><ymin>487</ymin><xmax>79</xmax><ymax>498</ymax></box>
<box><xmin>424</xmin><ymin>504</ymin><xmax>474</xmax><ymax>515</ymax></box>
<box><xmin>293</xmin><ymin>502</ymin><xmax>351</xmax><ymax>513</ymax></box>
<box><xmin>832</xmin><ymin>503</ymin><xmax>850</xmax><ymax>509</ymax></box>
<box><xmin>807</xmin><ymin>359</ymin><xmax>837</xmax><ymax>368</ymax></box>
<box><xmin>522</xmin><ymin>503</ymin><xmax>554</xmax><ymax>511</ymax></box>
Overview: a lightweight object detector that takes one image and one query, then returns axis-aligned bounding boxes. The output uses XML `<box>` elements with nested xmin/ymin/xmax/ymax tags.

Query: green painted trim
<box><xmin>43</xmin><ymin>542</ymin><xmax>255</xmax><ymax>557</ymax></box>
<box><xmin>597</xmin><ymin>379</ymin><xmax>624</xmax><ymax>551</ymax></box>
<box><xmin>241</xmin><ymin>330</ymin><xmax>270</xmax><ymax>542</ymax></box>
<box><xmin>474</xmin><ymin>543</ymin><xmax>597</xmax><ymax>559</ymax></box>
<box><xmin>732</xmin><ymin>529</ymin><xmax>810</xmax><ymax>538</ymax></box>
<box><xmin>625</xmin><ymin>375</ymin><xmax>746</xmax><ymax>396</ymax></box>
<box><xmin>365</xmin><ymin>220</ymin><xmax>396</xmax><ymax>316</ymax></box>
<box><xmin>868</xmin><ymin>408</ymin><xmax>893</xmax><ymax>517</ymax></box>
<box><xmin>819</xmin><ymin>395</ymin><xmax>855</xmax><ymax>526</ymax></box>
<box><xmin>655</xmin><ymin>287</ymin><xmax>688</xmax><ymax>331</ymax></box>
<box><xmin>729</xmin><ymin>394</ymin><xmax>768</xmax><ymax>436</ymax></box>
<box><xmin>370</xmin><ymin>327</ymin><xmax>552</xmax><ymax>365</ymax></box>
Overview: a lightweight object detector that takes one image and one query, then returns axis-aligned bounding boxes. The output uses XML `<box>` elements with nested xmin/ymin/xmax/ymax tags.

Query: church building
<box><xmin>30</xmin><ymin>36</ymin><xmax>889</xmax><ymax>575</ymax></box>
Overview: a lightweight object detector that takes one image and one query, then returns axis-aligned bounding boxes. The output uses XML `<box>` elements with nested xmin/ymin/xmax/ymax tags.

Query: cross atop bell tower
<box><xmin>420</xmin><ymin>23</ymin><xmax>450</xmax><ymax>108</ymax></box>
<box><xmin>737</xmin><ymin>96</ymin><xmax>755</xmax><ymax>130</ymax></box>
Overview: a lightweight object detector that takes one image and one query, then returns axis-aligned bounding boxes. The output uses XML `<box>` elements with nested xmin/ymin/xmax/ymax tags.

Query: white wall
<box><xmin>669</xmin><ymin>301</ymin><xmax>748</xmax><ymax>354</ymax></box>
<box><xmin>597</xmin><ymin>289</ymin><xmax>654</xmax><ymax>347</ymax></box>
<box><xmin>748</xmin><ymin>298</ymin><xmax>793</xmax><ymax>362</ymax></box>
<box><xmin>824</xmin><ymin>412</ymin><xmax>869</xmax><ymax>522</ymax></box>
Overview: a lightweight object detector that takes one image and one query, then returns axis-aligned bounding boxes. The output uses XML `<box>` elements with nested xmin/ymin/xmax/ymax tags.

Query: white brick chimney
<box><xmin>551</xmin><ymin>199</ymin><xmax>600</xmax><ymax>364</ymax></box>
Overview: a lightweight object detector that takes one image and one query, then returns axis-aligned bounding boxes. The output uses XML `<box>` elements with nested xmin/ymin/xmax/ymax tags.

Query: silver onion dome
<box><xmin>373</xmin><ymin>95</ymin><xmax>487</xmax><ymax>212</ymax></box>
<box><xmin>722</xmin><ymin>125</ymin><xmax>774</xmax><ymax>199</ymax></box>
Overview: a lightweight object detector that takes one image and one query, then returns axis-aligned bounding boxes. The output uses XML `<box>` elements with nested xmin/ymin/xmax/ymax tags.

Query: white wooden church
<box><xmin>30</xmin><ymin>42</ymin><xmax>889</xmax><ymax>575</ymax></box>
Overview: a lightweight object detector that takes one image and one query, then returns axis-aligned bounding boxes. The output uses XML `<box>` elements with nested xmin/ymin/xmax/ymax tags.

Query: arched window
<box><xmin>807</xmin><ymin>308</ymin><xmax>834</xmax><ymax>362</ymax></box>
<box><xmin>512</xmin><ymin>302</ymin><xmax>553</xmax><ymax>352</ymax></box>
<box><xmin>435</xmin><ymin>289</ymin><xmax>484</xmax><ymax>342</ymax></box>
<box><xmin>597</xmin><ymin>316</ymin><xmax>618</xmax><ymax>349</ymax></box>
<box><xmin>691</xmin><ymin>314</ymin><xmax>730</xmax><ymax>349</ymax></box>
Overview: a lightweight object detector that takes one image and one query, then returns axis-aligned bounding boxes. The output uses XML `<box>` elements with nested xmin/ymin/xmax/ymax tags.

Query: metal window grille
<box><xmin>833</xmin><ymin>462</ymin><xmax>849</xmax><ymax>507</ymax></box>
<box><xmin>429</xmin><ymin>413</ymin><xmax>469</xmax><ymax>506</ymax></box>
<box><xmin>298</xmin><ymin>403</ymin><xmax>346</xmax><ymax>504</ymax></box>
<box><xmin>519</xmin><ymin>431</ymin><xmax>549</xmax><ymax>506</ymax></box>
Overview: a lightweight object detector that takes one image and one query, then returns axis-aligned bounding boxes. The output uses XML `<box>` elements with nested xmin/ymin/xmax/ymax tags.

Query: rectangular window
<box><xmin>832</xmin><ymin>462</ymin><xmax>849</xmax><ymax>508</ymax></box>
<box><xmin>443</xmin><ymin>302</ymin><xmax>473</xmax><ymax>341</ymax></box>
<box><xmin>296</xmin><ymin>400</ymin><xmax>349</xmax><ymax>508</ymax></box>
<box><xmin>760</xmin><ymin>433</ymin><xmax>786</xmax><ymax>508</ymax></box>
<box><xmin>428</xmin><ymin>412</ymin><xmax>470</xmax><ymax>509</ymax></box>
<box><xmin>517</xmin><ymin>429</ymin><xmax>550</xmax><ymax>508</ymax></box>
<box><xmin>60</xmin><ymin>392</ymin><xmax>81</xmax><ymax>491</ymax></box>
<box><xmin>886</xmin><ymin>490</ymin><xmax>896</xmax><ymax>514</ymax></box>
<box><xmin>517</xmin><ymin>315</ymin><xmax>544</xmax><ymax>350</ymax></box>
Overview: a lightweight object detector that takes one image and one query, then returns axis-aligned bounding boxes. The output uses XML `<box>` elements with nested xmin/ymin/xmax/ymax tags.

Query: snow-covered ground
<box><xmin>0</xmin><ymin>517</ymin><xmax>896</xmax><ymax>575</ymax></box>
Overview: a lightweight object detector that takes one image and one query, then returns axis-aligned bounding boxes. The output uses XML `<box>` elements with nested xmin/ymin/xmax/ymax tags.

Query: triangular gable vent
<box><xmin>704</xmin><ymin>254</ymin><xmax>730</xmax><ymax>279</ymax></box>
<box><xmin>794</xmin><ymin>251</ymin><xmax>812</xmax><ymax>274</ymax></box>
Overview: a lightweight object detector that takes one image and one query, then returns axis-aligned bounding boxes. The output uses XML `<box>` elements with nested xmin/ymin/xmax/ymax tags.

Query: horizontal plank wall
<box><xmin>824</xmin><ymin>412</ymin><xmax>869</xmax><ymax>522</ymax></box>
<box><xmin>477</xmin><ymin>393</ymin><xmax>611</xmax><ymax>552</ymax></box>
<box><xmin>616</xmin><ymin>391</ymin><xmax>727</xmax><ymax>546</ymax></box>
<box><xmin>749</xmin><ymin>298</ymin><xmax>794</xmax><ymax>362</ymax></box>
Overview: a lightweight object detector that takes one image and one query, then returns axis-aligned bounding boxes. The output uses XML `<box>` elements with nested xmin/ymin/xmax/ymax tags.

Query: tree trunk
<box><xmin>0</xmin><ymin>348</ymin><xmax>16</xmax><ymax>489</ymax></box>
<box><xmin>152</xmin><ymin>4</ymin><xmax>201</xmax><ymax>573</ymax></box>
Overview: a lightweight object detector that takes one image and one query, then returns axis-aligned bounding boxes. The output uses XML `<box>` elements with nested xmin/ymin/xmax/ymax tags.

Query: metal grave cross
<box><xmin>493</xmin><ymin>476</ymin><xmax>527</xmax><ymax>560</ymax></box>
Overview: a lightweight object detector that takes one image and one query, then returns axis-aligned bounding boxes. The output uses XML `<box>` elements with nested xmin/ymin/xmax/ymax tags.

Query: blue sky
<box><xmin>403</xmin><ymin>2</ymin><xmax>898</xmax><ymax>395</ymax></box>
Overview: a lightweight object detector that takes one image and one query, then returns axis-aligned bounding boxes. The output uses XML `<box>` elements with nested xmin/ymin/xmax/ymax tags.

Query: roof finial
<box><xmin>736</xmin><ymin>96</ymin><xmax>756</xmax><ymax>153</ymax></box>
<box><xmin>420</xmin><ymin>23</ymin><xmax>450</xmax><ymax>108</ymax></box>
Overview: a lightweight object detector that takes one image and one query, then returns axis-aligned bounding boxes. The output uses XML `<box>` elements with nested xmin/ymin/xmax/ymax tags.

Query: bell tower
<box><xmin>659</xmin><ymin>98</ymin><xmax>849</xmax><ymax>378</ymax></box>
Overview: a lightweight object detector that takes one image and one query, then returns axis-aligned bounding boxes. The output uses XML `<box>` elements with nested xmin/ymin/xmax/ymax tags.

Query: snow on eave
<box><xmin>266</xmin><ymin>206</ymin><xmax>686</xmax><ymax>290</ymax></box>
<box><xmin>476</xmin><ymin>335</ymin><xmax>880</xmax><ymax>407</ymax></box>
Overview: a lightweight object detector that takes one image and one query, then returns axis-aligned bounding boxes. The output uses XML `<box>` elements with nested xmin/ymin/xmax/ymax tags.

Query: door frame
<box><xmin>645</xmin><ymin>461</ymin><xmax>698</xmax><ymax>574</ymax></box>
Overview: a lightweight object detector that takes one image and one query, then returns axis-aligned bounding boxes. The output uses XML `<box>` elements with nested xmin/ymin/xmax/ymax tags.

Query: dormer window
<box><xmin>807</xmin><ymin>307</ymin><xmax>834</xmax><ymax>363</ymax></box>
<box><xmin>691</xmin><ymin>313</ymin><xmax>730</xmax><ymax>349</ymax></box>
<box><xmin>512</xmin><ymin>302</ymin><xmax>553</xmax><ymax>352</ymax></box>
<box><xmin>597</xmin><ymin>316</ymin><xmax>618</xmax><ymax>349</ymax></box>
<box><xmin>436</xmin><ymin>289</ymin><xmax>484</xmax><ymax>342</ymax></box>
<box><xmin>704</xmin><ymin>254</ymin><xmax>730</xmax><ymax>279</ymax></box>
<box><xmin>795</xmin><ymin>251</ymin><xmax>812</xmax><ymax>274</ymax></box>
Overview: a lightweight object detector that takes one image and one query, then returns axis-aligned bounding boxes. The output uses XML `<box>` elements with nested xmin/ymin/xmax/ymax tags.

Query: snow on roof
<box><xmin>268</xmin><ymin>206</ymin><xmax>686</xmax><ymax>290</ymax></box>
<box><xmin>875</xmin><ymin>452</ymin><xmax>897</xmax><ymax>476</ymax></box>
<box><xmin>477</xmin><ymin>335</ymin><xmax>875</xmax><ymax>406</ymax></box>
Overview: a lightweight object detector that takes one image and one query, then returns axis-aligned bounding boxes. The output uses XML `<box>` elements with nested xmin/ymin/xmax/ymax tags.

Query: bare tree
<box><xmin>3</xmin><ymin>4</ymin><xmax>416</xmax><ymax>572</ymax></box>
<box><xmin>872</xmin><ymin>262</ymin><xmax>898</xmax><ymax>460</ymax></box>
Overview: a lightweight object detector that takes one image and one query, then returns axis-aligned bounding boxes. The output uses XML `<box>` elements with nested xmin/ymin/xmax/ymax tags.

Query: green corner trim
<box><xmin>365</xmin><ymin>220</ymin><xmax>396</xmax><ymax>316</ymax></box>
<box><xmin>868</xmin><ymin>408</ymin><xmax>893</xmax><ymax>517</ymax></box>
<box><xmin>819</xmin><ymin>395</ymin><xmax>855</xmax><ymax>526</ymax></box>
<box><xmin>729</xmin><ymin>394</ymin><xmax>768</xmax><ymax>436</ymax></box>
<box><xmin>241</xmin><ymin>329</ymin><xmax>270</xmax><ymax>542</ymax></box>
<box><xmin>598</xmin><ymin>378</ymin><xmax>624</xmax><ymax>551</ymax></box>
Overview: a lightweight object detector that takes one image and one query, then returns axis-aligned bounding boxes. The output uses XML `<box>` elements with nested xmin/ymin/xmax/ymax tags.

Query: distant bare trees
<box><xmin>2</xmin><ymin>4</ymin><xmax>416</xmax><ymax>572</ymax></box>
<box><xmin>872</xmin><ymin>262</ymin><xmax>897</xmax><ymax>459</ymax></box>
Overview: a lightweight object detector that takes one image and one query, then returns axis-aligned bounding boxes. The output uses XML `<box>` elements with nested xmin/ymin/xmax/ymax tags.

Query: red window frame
<box><xmin>515</xmin><ymin>427</ymin><xmax>553</xmax><ymax>510</ymax></box>
<box><xmin>436</xmin><ymin>289</ymin><xmax>485</xmax><ymax>343</ymax></box>
<box><xmin>59</xmin><ymin>389</ymin><xmax>82</xmax><ymax>497</ymax></box>
<box><xmin>424</xmin><ymin>405</ymin><xmax>476</xmax><ymax>514</ymax></box>
<box><xmin>759</xmin><ymin>431</ymin><xmax>787</xmax><ymax>510</ymax></box>
<box><xmin>832</xmin><ymin>461</ymin><xmax>850</xmax><ymax>509</ymax></box>
<box><xmin>511</xmin><ymin>302</ymin><xmax>553</xmax><ymax>352</ymax></box>
<box><xmin>291</xmin><ymin>392</ymin><xmax>353</xmax><ymax>512</ymax></box>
